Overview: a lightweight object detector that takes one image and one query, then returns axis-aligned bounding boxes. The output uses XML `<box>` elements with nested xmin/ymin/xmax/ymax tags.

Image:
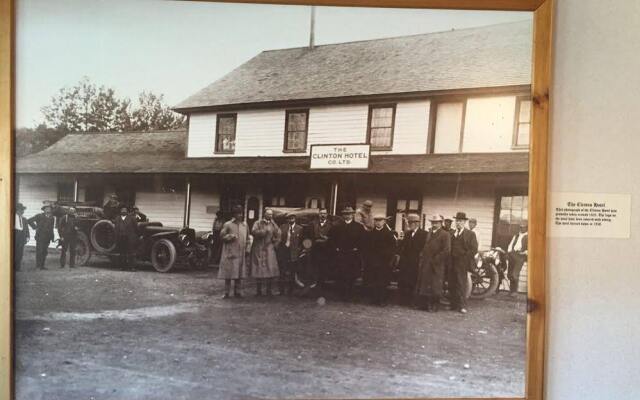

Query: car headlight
<box><xmin>179</xmin><ymin>233</ymin><xmax>191</xmax><ymax>247</ymax></box>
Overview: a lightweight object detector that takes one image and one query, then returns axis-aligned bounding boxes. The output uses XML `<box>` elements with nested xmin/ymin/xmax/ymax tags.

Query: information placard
<box><xmin>548</xmin><ymin>192</ymin><xmax>631</xmax><ymax>238</ymax></box>
<box><xmin>309</xmin><ymin>144</ymin><xmax>370</xmax><ymax>170</ymax></box>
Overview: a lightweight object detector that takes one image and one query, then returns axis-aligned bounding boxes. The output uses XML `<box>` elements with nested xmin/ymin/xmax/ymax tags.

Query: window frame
<box><xmin>366</xmin><ymin>103</ymin><xmax>396</xmax><ymax>151</ymax></box>
<box><xmin>57</xmin><ymin>182</ymin><xmax>75</xmax><ymax>202</ymax></box>
<box><xmin>427</xmin><ymin>97</ymin><xmax>468</xmax><ymax>154</ymax></box>
<box><xmin>512</xmin><ymin>96</ymin><xmax>532</xmax><ymax>149</ymax></box>
<box><xmin>214</xmin><ymin>113</ymin><xmax>238</xmax><ymax>154</ymax></box>
<box><xmin>282</xmin><ymin>109</ymin><xmax>310</xmax><ymax>153</ymax></box>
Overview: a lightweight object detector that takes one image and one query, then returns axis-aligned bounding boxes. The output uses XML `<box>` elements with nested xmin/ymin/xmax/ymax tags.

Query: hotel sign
<box><xmin>309</xmin><ymin>144</ymin><xmax>371</xmax><ymax>170</ymax></box>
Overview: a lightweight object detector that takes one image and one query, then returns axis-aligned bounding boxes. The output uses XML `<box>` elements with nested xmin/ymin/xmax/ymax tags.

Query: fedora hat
<box><xmin>41</xmin><ymin>204</ymin><xmax>52</xmax><ymax>211</ymax></box>
<box><xmin>362</xmin><ymin>200</ymin><xmax>373</xmax><ymax>207</ymax></box>
<box><xmin>373</xmin><ymin>213</ymin><xmax>388</xmax><ymax>220</ymax></box>
<box><xmin>453</xmin><ymin>211</ymin><xmax>468</xmax><ymax>220</ymax></box>
<box><xmin>428</xmin><ymin>214</ymin><xmax>443</xmax><ymax>222</ymax></box>
<box><xmin>341</xmin><ymin>206</ymin><xmax>355</xmax><ymax>214</ymax></box>
<box><xmin>406</xmin><ymin>213</ymin><xmax>421</xmax><ymax>223</ymax></box>
<box><xmin>16</xmin><ymin>202</ymin><xmax>26</xmax><ymax>211</ymax></box>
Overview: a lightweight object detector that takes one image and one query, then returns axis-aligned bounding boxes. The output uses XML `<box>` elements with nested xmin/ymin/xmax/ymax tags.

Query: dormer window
<box><xmin>284</xmin><ymin>109</ymin><xmax>309</xmax><ymax>152</ymax></box>
<box><xmin>367</xmin><ymin>104</ymin><xmax>396</xmax><ymax>150</ymax></box>
<box><xmin>215</xmin><ymin>113</ymin><xmax>237</xmax><ymax>154</ymax></box>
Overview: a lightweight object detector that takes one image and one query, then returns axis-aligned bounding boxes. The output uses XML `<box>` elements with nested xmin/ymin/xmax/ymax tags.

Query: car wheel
<box><xmin>151</xmin><ymin>238</ymin><xmax>177</xmax><ymax>273</ymax></box>
<box><xmin>470</xmin><ymin>264</ymin><xmax>499</xmax><ymax>299</ymax></box>
<box><xmin>75</xmin><ymin>231</ymin><xmax>91</xmax><ymax>266</ymax></box>
<box><xmin>90</xmin><ymin>219</ymin><xmax>116</xmax><ymax>253</ymax></box>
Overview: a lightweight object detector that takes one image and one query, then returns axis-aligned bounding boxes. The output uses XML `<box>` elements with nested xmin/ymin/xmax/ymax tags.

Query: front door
<box><xmin>387</xmin><ymin>195</ymin><xmax>422</xmax><ymax>234</ymax></box>
<box><xmin>493</xmin><ymin>193</ymin><xmax>528</xmax><ymax>249</ymax></box>
<box><xmin>246</xmin><ymin>196</ymin><xmax>261</xmax><ymax>227</ymax></box>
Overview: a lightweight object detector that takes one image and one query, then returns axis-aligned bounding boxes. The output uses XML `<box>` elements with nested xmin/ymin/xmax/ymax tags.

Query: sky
<box><xmin>15</xmin><ymin>0</ymin><xmax>532</xmax><ymax>128</ymax></box>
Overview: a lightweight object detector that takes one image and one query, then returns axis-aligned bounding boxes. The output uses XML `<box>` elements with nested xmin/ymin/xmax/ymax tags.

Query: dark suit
<box><xmin>449</xmin><ymin>228</ymin><xmax>478</xmax><ymax>310</ymax></box>
<box><xmin>14</xmin><ymin>214</ymin><xmax>30</xmax><ymax>270</ymax></box>
<box><xmin>278</xmin><ymin>222</ymin><xmax>304</xmax><ymax>294</ymax></box>
<box><xmin>102</xmin><ymin>200</ymin><xmax>122</xmax><ymax>220</ymax></box>
<box><xmin>58</xmin><ymin>214</ymin><xmax>79</xmax><ymax>267</ymax></box>
<box><xmin>114</xmin><ymin>214</ymin><xmax>139</xmax><ymax>266</ymax></box>
<box><xmin>364</xmin><ymin>225</ymin><xmax>397</xmax><ymax>304</ymax></box>
<box><xmin>329</xmin><ymin>219</ymin><xmax>365</xmax><ymax>296</ymax></box>
<box><xmin>310</xmin><ymin>219</ymin><xmax>333</xmax><ymax>283</ymax></box>
<box><xmin>416</xmin><ymin>228</ymin><xmax>451</xmax><ymax>306</ymax></box>
<box><xmin>397</xmin><ymin>228</ymin><xmax>427</xmax><ymax>291</ymax></box>
<box><xmin>28</xmin><ymin>213</ymin><xmax>55</xmax><ymax>269</ymax></box>
<box><xmin>507</xmin><ymin>232</ymin><xmax>528</xmax><ymax>293</ymax></box>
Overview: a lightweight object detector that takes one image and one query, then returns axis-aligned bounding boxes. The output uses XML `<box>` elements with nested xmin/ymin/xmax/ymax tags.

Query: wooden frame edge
<box><xmin>0</xmin><ymin>1</ymin><xmax>553</xmax><ymax>400</ymax></box>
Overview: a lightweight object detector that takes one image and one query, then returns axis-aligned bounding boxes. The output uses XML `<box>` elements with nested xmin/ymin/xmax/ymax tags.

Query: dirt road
<box><xmin>14</xmin><ymin>248</ymin><xmax>526</xmax><ymax>399</ymax></box>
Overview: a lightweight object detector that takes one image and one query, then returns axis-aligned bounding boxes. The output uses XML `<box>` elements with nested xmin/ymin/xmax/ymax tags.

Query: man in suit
<box><xmin>102</xmin><ymin>194</ymin><xmax>122</xmax><ymax>220</ymax></box>
<box><xmin>507</xmin><ymin>222</ymin><xmax>528</xmax><ymax>295</ymax></box>
<box><xmin>278</xmin><ymin>214</ymin><xmax>304</xmax><ymax>295</ymax></box>
<box><xmin>364</xmin><ymin>214</ymin><xmax>397</xmax><ymax>306</ymax></box>
<box><xmin>416</xmin><ymin>215</ymin><xmax>451</xmax><ymax>312</ymax></box>
<box><xmin>329</xmin><ymin>206</ymin><xmax>366</xmax><ymax>299</ymax></box>
<box><xmin>449</xmin><ymin>211</ymin><xmax>478</xmax><ymax>314</ymax></box>
<box><xmin>114</xmin><ymin>207</ymin><xmax>139</xmax><ymax>268</ymax></box>
<box><xmin>14</xmin><ymin>203</ymin><xmax>30</xmax><ymax>271</ymax></box>
<box><xmin>28</xmin><ymin>204</ymin><xmax>56</xmax><ymax>270</ymax></box>
<box><xmin>310</xmin><ymin>207</ymin><xmax>333</xmax><ymax>285</ymax></box>
<box><xmin>58</xmin><ymin>207</ymin><xmax>80</xmax><ymax>268</ymax></box>
<box><xmin>397</xmin><ymin>213</ymin><xmax>427</xmax><ymax>296</ymax></box>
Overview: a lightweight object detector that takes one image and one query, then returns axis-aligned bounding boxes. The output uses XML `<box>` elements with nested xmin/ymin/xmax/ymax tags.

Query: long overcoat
<box><xmin>217</xmin><ymin>219</ymin><xmax>251</xmax><ymax>280</ymax></box>
<box><xmin>250</xmin><ymin>219</ymin><xmax>281</xmax><ymax>278</ymax></box>
<box><xmin>363</xmin><ymin>225</ymin><xmax>397</xmax><ymax>288</ymax></box>
<box><xmin>397</xmin><ymin>228</ymin><xmax>428</xmax><ymax>290</ymax></box>
<box><xmin>416</xmin><ymin>228</ymin><xmax>451</xmax><ymax>297</ymax></box>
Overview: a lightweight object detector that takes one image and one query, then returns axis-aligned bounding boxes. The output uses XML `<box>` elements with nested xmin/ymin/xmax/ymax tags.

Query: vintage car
<box><xmin>50</xmin><ymin>201</ymin><xmax>213</xmax><ymax>272</ymax></box>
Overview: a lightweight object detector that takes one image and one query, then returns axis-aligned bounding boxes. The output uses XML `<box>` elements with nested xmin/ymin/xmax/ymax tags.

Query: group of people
<box><xmin>13</xmin><ymin>194</ymin><xmax>149</xmax><ymax>271</ymax></box>
<box><xmin>213</xmin><ymin>200</ymin><xmax>528</xmax><ymax>315</ymax></box>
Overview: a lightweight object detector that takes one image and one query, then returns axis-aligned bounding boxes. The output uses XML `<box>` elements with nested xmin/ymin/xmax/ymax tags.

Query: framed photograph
<box><xmin>0</xmin><ymin>0</ymin><xmax>553</xmax><ymax>399</ymax></box>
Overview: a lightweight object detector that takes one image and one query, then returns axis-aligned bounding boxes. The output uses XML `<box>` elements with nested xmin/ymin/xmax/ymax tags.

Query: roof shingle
<box><xmin>175</xmin><ymin>21</ymin><xmax>532</xmax><ymax>111</ymax></box>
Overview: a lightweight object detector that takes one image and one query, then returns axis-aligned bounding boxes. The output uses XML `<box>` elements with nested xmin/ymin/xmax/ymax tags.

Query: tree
<box><xmin>15</xmin><ymin>124</ymin><xmax>66</xmax><ymax>157</ymax></box>
<box><xmin>131</xmin><ymin>91</ymin><xmax>185</xmax><ymax>132</ymax></box>
<box><xmin>40</xmin><ymin>77</ymin><xmax>184</xmax><ymax>133</ymax></box>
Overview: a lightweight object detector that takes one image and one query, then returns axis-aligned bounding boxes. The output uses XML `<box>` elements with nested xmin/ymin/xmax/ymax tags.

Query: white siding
<box><xmin>17</xmin><ymin>175</ymin><xmax>61</xmax><ymax>247</ymax></box>
<box><xmin>187</xmin><ymin>113</ymin><xmax>216</xmax><ymax>157</ymax></box>
<box><xmin>422</xmin><ymin>184</ymin><xmax>495</xmax><ymax>252</ymax></box>
<box><xmin>135</xmin><ymin>191</ymin><xmax>186</xmax><ymax>229</ymax></box>
<box><xmin>433</xmin><ymin>102</ymin><xmax>464</xmax><ymax>153</ymax></box>
<box><xmin>186</xmin><ymin>101</ymin><xmax>431</xmax><ymax>158</ymax></box>
<box><xmin>189</xmin><ymin>191</ymin><xmax>220</xmax><ymax>232</ymax></box>
<box><xmin>462</xmin><ymin>96</ymin><xmax>519</xmax><ymax>153</ymax></box>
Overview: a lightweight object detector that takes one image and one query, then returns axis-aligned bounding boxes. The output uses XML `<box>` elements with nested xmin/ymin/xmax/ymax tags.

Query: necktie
<box><xmin>286</xmin><ymin>225</ymin><xmax>292</xmax><ymax>247</ymax></box>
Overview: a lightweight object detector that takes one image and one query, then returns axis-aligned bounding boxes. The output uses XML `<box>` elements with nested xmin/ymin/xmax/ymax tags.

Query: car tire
<box><xmin>151</xmin><ymin>238</ymin><xmax>177</xmax><ymax>273</ymax></box>
<box><xmin>75</xmin><ymin>231</ymin><xmax>92</xmax><ymax>266</ymax></box>
<box><xmin>90</xmin><ymin>219</ymin><xmax>116</xmax><ymax>253</ymax></box>
<box><xmin>470</xmin><ymin>264</ymin><xmax>499</xmax><ymax>299</ymax></box>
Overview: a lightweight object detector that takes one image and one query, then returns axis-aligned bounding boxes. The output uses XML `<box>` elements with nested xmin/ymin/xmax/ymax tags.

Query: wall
<box><xmin>16</xmin><ymin>175</ymin><xmax>62</xmax><ymax>246</ymax></box>
<box><xmin>546</xmin><ymin>1</ymin><xmax>640</xmax><ymax>400</ymax></box>
<box><xmin>186</xmin><ymin>96</ymin><xmax>524</xmax><ymax>158</ymax></box>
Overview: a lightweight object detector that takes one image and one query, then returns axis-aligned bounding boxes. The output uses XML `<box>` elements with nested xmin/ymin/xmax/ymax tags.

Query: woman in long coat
<box><xmin>250</xmin><ymin>208</ymin><xmax>281</xmax><ymax>296</ymax></box>
<box><xmin>218</xmin><ymin>206</ymin><xmax>251</xmax><ymax>298</ymax></box>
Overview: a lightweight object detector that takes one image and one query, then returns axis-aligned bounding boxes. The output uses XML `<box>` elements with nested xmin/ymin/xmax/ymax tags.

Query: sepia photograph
<box><xmin>12</xmin><ymin>0</ymin><xmax>536</xmax><ymax>398</ymax></box>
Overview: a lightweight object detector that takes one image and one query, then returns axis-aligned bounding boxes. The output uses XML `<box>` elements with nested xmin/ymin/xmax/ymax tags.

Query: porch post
<box><xmin>183</xmin><ymin>179</ymin><xmax>192</xmax><ymax>228</ymax></box>
<box><xmin>329</xmin><ymin>180</ymin><xmax>339</xmax><ymax>215</ymax></box>
<box><xmin>73</xmin><ymin>178</ymin><xmax>79</xmax><ymax>202</ymax></box>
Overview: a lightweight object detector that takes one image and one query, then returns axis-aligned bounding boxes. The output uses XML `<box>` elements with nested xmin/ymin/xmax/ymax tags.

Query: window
<box><xmin>215</xmin><ymin>114</ymin><xmax>237</xmax><ymax>153</ymax></box>
<box><xmin>367</xmin><ymin>105</ymin><xmax>396</xmax><ymax>150</ymax></box>
<box><xmin>494</xmin><ymin>194</ymin><xmax>528</xmax><ymax>249</ymax></box>
<box><xmin>284</xmin><ymin>110</ymin><xmax>309</xmax><ymax>152</ymax></box>
<box><xmin>57</xmin><ymin>182</ymin><xmax>74</xmax><ymax>202</ymax></box>
<box><xmin>513</xmin><ymin>97</ymin><xmax>531</xmax><ymax>148</ymax></box>
<box><xmin>432</xmin><ymin>101</ymin><xmax>465</xmax><ymax>153</ymax></box>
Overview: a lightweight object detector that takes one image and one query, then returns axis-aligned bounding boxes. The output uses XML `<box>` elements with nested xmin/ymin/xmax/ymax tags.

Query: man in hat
<box><xmin>310</xmin><ymin>207</ymin><xmax>333</xmax><ymax>285</ymax></box>
<box><xmin>250</xmin><ymin>207</ymin><xmax>281</xmax><ymax>296</ymax></box>
<box><xmin>397</xmin><ymin>213</ymin><xmax>427</xmax><ymax>296</ymax></box>
<box><xmin>217</xmin><ymin>205</ymin><xmax>251</xmax><ymax>298</ymax></box>
<box><xmin>449</xmin><ymin>211</ymin><xmax>478</xmax><ymax>314</ymax></box>
<box><xmin>277</xmin><ymin>213</ymin><xmax>304</xmax><ymax>295</ymax></box>
<box><xmin>355</xmin><ymin>200</ymin><xmax>374</xmax><ymax>231</ymax></box>
<box><xmin>102</xmin><ymin>194</ymin><xmax>122</xmax><ymax>220</ymax></box>
<box><xmin>442</xmin><ymin>218</ymin><xmax>453</xmax><ymax>233</ymax></box>
<box><xmin>114</xmin><ymin>207</ymin><xmax>139</xmax><ymax>268</ymax></box>
<box><xmin>416</xmin><ymin>215</ymin><xmax>451</xmax><ymax>312</ymax></box>
<box><xmin>28</xmin><ymin>204</ymin><xmax>56</xmax><ymax>270</ymax></box>
<box><xmin>14</xmin><ymin>203</ymin><xmax>30</xmax><ymax>270</ymax></box>
<box><xmin>468</xmin><ymin>217</ymin><xmax>482</xmax><ymax>252</ymax></box>
<box><xmin>364</xmin><ymin>213</ymin><xmax>397</xmax><ymax>305</ymax></box>
<box><xmin>507</xmin><ymin>222</ymin><xmax>528</xmax><ymax>295</ymax></box>
<box><xmin>329</xmin><ymin>206</ymin><xmax>366</xmax><ymax>299</ymax></box>
<box><xmin>58</xmin><ymin>207</ymin><xmax>80</xmax><ymax>268</ymax></box>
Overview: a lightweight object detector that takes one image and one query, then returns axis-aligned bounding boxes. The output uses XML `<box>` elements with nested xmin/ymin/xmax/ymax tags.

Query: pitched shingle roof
<box><xmin>175</xmin><ymin>20</ymin><xmax>532</xmax><ymax>111</ymax></box>
<box><xmin>16</xmin><ymin>131</ymin><xmax>528</xmax><ymax>175</ymax></box>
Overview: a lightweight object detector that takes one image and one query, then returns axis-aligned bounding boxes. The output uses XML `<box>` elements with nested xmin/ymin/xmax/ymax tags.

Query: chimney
<box><xmin>309</xmin><ymin>6</ymin><xmax>315</xmax><ymax>49</ymax></box>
